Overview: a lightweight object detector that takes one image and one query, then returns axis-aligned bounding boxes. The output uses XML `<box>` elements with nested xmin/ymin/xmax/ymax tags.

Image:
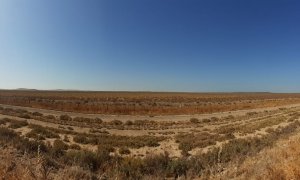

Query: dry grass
<box><xmin>220</xmin><ymin>132</ymin><xmax>300</xmax><ymax>180</ymax></box>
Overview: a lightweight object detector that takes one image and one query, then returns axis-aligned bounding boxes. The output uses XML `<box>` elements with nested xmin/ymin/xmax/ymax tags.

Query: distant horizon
<box><xmin>1</xmin><ymin>0</ymin><xmax>300</xmax><ymax>92</ymax></box>
<box><xmin>1</xmin><ymin>88</ymin><xmax>299</xmax><ymax>94</ymax></box>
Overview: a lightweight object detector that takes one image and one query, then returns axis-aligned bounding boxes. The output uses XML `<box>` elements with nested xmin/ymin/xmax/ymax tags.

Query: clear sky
<box><xmin>0</xmin><ymin>0</ymin><xmax>300</xmax><ymax>92</ymax></box>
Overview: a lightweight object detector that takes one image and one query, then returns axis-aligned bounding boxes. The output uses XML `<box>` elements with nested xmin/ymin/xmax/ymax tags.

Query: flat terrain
<box><xmin>1</xmin><ymin>91</ymin><xmax>300</xmax><ymax>179</ymax></box>
<box><xmin>1</xmin><ymin>90</ymin><xmax>300</xmax><ymax>115</ymax></box>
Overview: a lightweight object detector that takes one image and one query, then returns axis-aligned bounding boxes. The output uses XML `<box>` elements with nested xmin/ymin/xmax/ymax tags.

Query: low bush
<box><xmin>51</xmin><ymin>139</ymin><xmax>69</xmax><ymax>157</ymax></box>
<box><xmin>0</xmin><ymin>118</ymin><xmax>11</xmax><ymax>125</ymax></box>
<box><xmin>190</xmin><ymin>118</ymin><xmax>199</xmax><ymax>124</ymax></box>
<box><xmin>119</xmin><ymin>147</ymin><xmax>131</xmax><ymax>155</ymax></box>
<box><xmin>27</xmin><ymin>124</ymin><xmax>60</xmax><ymax>139</ymax></box>
<box><xmin>33</xmin><ymin>112</ymin><xmax>43</xmax><ymax>116</ymax></box>
<box><xmin>69</xmin><ymin>144</ymin><xmax>81</xmax><ymax>150</ymax></box>
<box><xmin>111</xmin><ymin>120</ymin><xmax>123</xmax><ymax>126</ymax></box>
<box><xmin>18</xmin><ymin>114</ymin><xmax>31</xmax><ymax>119</ymax></box>
<box><xmin>8</xmin><ymin>120</ymin><xmax>28</xmax><ymax>129</ymax></box>
<box><xmin>60</xmin><ymin>114</ymin><xmax>72</xmax><ymax>121</ymax></box>
<box><xmin>125</xmin><ymin>120</ymin><xmax>134</xmax><ymax>126</ymax></box>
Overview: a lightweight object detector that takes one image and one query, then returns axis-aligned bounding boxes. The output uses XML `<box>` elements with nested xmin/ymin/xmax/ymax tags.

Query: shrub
<box><xmin>67</xmin><ymin>126</ymin><xmax>74</xmax><ymax>131</ymax></box>
<box><xmin>65</xmin><ymin>149</ymin><xmax>111</xmax><ymax>172</ymax></box>
<box><xmin>18</xmin><ymin>114</ymin><xmax>31</xmax><ymax>119</ymax></box>
<box><xmin>246</xmin><ymin>112</ymin><xmax>258</xmax><ymax>116</ymax></box>
<box><xmin>119</xmin><ymin>147</ymin><xmax>131</xmax><ymax>155</ymax></box>
<box><xmin>210</xmin><ymin>117</ymin><xmax>219</xmax><ymax>121</ymax></box>
<box><xmin>142</xmin><ymin>152</ymin><xmax>170</xmax><ymax>175</ymax></box>
<box><xmin>112</xmin><ymin>120</ymin><xmax>123</xmax><ymax>126</ymax></box>
<box><xmin>202</xmin><ymin>118</ymin><xmax>211</xmax><ymax>123</ymax></box>
<box><xmin>118</xmin><ymin>157</ymin><xmax>143</xmax><ymax>179</ymax></box>
<box><xmin>69</xmin><ymin>144</ymin><xmax>81</xmax><ymax>150</ymax></box>
<box><xmin>168</xmin><ymin>158</ymin><xmax>188</xmax><ymax>178</ymax></box>
<box><xmin>33</xmin><ymin>112</ymin><xmax>43</xmax><ymax>116</ymax></box>
<box><xmin>0</xmin><ymin>118</ymin><xmax>10</xmax><ymax>125</ymax></box>
<box><xmin>45</xmin><ymin>115</ymin><xmax>56</xmax><ymax>120</ymax></box>
<box><xmin>190</xmin><ymin>118</ymin><xmax>199</xmax><ymax>124</ymax></box>
<box><xmin>51</xmin><ymin>139</ymin><xmax>69</xmax><ymax>157</ymax></box>
<box><xmin>63</xmin><ymin>135</ymin><xmax>70</xmax><ymax>142</ymax></box>
<box><xmin>95</xmin><ymin>118</ymin><xmax>103</xmax><ymax>124</ymax></box>
<box><xmin>73</xmin><ymin>135</ymin><xmax>89</xmax><ymax>144</ymax></box>
<box><xmin>28</xmin><ymin>125</ymin><xmax>60</xmax><ymax>139</ymax></box>
<box><xmin>0</xmin><ymin>127</ymin><xmax>18</xmax><ymax>142</ymax></box>
<box><xmin>60</xmin><ymin>114</ymin><xmax>72</xmax><ymax>121</ymax></box>
<box><xmin>16</xmin><ymin>139</ymin><xmax>49</xmax><ymax>154</ymax></box>
<box><xmin>26</xmin><ymin>132</ymin><xmax>46</xmax><ymax>140</ymax></box>
<box><xmin>8</xmin><ymin>120</ymin><xmax>28</xmax><ymax>129</ymax></box>
<box><xmin>125</xmin><ymin>120</ymin><xmax>134</xmax><ymax>126</ymax></box>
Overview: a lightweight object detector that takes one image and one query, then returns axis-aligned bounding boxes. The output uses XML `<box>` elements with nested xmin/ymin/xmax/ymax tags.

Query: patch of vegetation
<box><xmin>190</xmin><ymin>118</ymin><xmax>200</xmax><ymax>124</ymax></box>
<box><xmin>8</xmin><ymin>119</ymin><xmax>28</xmax><ymax>129</ymax></box>
<box><xmin>0</xmin><ymin>118</ymin><xmax>11</xmax><ymax>125</ymax></box>
<box><xmin>176</xmin><ymin>132</ymin><xmax>235</xmax><ymax>156</ymax></box>
<box><xmin>119</xmin><ymin>147</ymin><xmax>131</xmax><ymax>155</ymax></box>
<box><xmin>60</xmin><ymin>114</ymin><xmax>72</xmax><ymax>121</ymax></box>
<box><xmin>73</xmin><ymin>134</ymin><xmax>165</xmax><ymax>149</ymax></box>
<box><xmin>27</xmin><ymin>124</ymin><xmax>60</xmax><ymax>139</ymax></box>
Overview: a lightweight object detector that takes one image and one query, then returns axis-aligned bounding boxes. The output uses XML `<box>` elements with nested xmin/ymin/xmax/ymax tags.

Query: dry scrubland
<box><xmin>1</xmin><ymin>91</ymin><xmax>300</xmax><ymax>179</ymax></box>
<box><xmin>1</xmin><ymin>90</ymin><xmax>300</xmax><ymax>115</ymax></box>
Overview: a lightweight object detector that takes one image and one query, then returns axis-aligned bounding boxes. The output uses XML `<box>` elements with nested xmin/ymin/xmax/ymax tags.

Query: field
<box><xmin>1</xmin><ymin>91</ymin><xmax>300</xmax><ymax>179</ymax></box>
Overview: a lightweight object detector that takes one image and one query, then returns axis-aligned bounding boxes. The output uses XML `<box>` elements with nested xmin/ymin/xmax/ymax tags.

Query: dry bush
<box><xmin>190</xmin><ymin>118</ymin><xmax>200</xmax><ymax>124</ymax></box>
<box><xmin>27</xmin><ymin>124</ymin><xmax>60</xmax><ymax>139</ymax></box>
<box><xmin>8</xmin><ymin>119</ymin><xmax>28</xmax><ymax>129</ymax></box>
<box><xmin>60</xmin><ymin>114</ymin><xmax>72</xmax><ymax>121</ymax></box>
<box><xmin>119</xmin><ymin>147</ymin><xmax>131</xmax><ymax>155</ymax></box>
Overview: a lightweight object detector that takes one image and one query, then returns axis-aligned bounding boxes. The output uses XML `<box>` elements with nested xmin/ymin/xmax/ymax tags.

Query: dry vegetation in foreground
<box><xmin>0</xmin><ymin>104</ymin><xmax>300</xmax><ymax>179</ymax></box>
<box><xmin>1</xmin><ymin>94</ymin><xmax>300</xmax><ymax>179</ymax></box>
<box><xmin>1</xmin><ymin>90</ymin><xmax>300</xmax><ymax>115</ymax></box>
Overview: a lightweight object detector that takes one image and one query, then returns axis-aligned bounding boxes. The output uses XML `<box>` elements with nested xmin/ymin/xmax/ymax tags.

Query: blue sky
<box><xmin>0</xmin><ymin>0</ymin><xmax>300</xmax><ymax>92</ymax></box>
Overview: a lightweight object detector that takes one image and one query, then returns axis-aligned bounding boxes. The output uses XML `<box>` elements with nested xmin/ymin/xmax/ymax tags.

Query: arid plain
<box><xmin>1</xmin><ymin>90</ymin><xmax>300</xmax><ymax>179</ymax></box>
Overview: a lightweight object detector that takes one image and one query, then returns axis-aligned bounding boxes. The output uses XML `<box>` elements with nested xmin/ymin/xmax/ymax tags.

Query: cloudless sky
<box><xmin>1</xmin><ymin>0</ymin><xmax>300</xmax><ymax>92</ymax></box>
